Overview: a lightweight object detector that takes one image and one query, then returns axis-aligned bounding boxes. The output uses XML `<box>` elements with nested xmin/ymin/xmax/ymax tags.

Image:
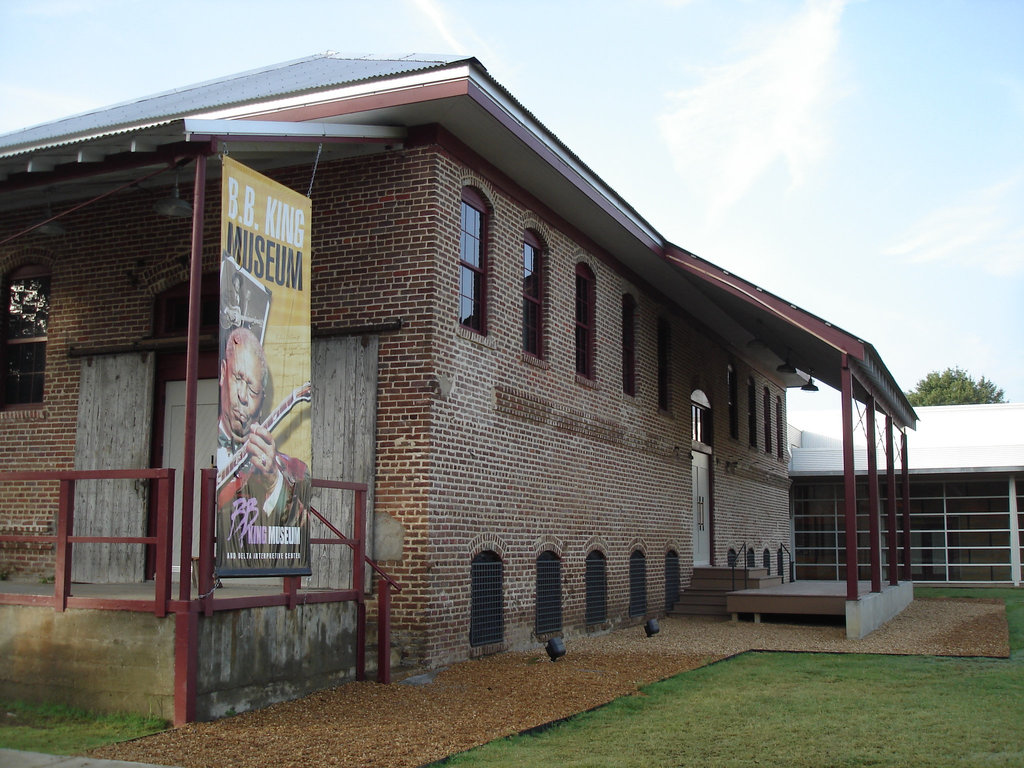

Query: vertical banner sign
<box><xmin>216</xmin><ymin>156</ymin><xmax>312</xmax><ymax>577</ymax></box>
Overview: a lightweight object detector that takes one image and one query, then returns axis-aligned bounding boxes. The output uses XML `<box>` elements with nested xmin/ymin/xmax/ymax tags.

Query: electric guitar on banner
<box><xmin>217</xmin><ymin>382</ymin><xmax>313</xmax><ymax>493</ymax></box>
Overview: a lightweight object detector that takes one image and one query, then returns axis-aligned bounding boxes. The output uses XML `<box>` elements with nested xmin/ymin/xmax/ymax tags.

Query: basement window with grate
<box><xmin>469</xmin><ymin>551</ymin><xmax>503</xmax><ymax>647</ymax></box>
<box><xmin>585</xmin><ymin>550</ymin><xmax>607</xmax><ymax>625</ymax></box>
<box><xmin>535</xmin><ymin>551</ymin><xmax>562</xmax><ymax>635</ymax></box>
<box><xmin>629</xmin><ymin>550</ymin><xmax>647</xmax><ymax>618</ymax></box>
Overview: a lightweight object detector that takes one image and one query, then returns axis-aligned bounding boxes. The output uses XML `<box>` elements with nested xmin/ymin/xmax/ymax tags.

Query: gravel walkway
<box><xmin>92</xmin><ymin>597</ymin><xmax>1009</xmax><ymax>768</ymax></box>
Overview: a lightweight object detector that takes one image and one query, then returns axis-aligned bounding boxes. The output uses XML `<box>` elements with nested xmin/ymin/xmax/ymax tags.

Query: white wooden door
<box><xmin>692</xmin><ymin>452</ymin><xmax>711</xmax><ymax>566</ymax></box>
<box><xmin>163</xmin><ymin>378</ymin><xmax>219</xmax><ymax>577</ymax></box>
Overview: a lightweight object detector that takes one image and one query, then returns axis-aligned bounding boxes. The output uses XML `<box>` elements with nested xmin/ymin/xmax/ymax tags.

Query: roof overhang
<box><xmin>0</xmin><ymin>55</ymin><xmax>917</xmax><ymax>429</ymax></box>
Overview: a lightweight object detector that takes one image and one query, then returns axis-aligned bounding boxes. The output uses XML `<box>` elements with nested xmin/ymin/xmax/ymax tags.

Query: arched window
<box><xmin>629</xmin><ymin>549</ymin><xmax>647</xmax><ymax>618</ymax></box>
<box><xmin>691</xmin><ymin>389</ymin><xmax>711</xmax><ymax>445</ymax></box>
<box><xmin>585</xmin><ymin>550</ymin><xmax>607</xmax><ymax>625</ymax></box>
<box><xmin>574</xmin><ymin>263</ymin><xmax>595</xmax><ymax>378</ymax></box>
<box><xmin>763</xmin><ymin>386</ymin><xmax>773</xmax><ymax>455</ymax></box>
<box><xmin>747</xmin><ymin>377</ymin><xmax>757</xmax><ymax>448</ymax></box>
<box><xmin>664</xmin><ymin>550</ymin><xmax>680</xmax><ymax>612</ymax></box>
<box><xmin>727</xmin><ymin>365</ymin><xmax>739</xmax><ymax>440</ymax></box>
<box><xmin>470</xmin><ymin>550</ymin><xmax>503</xmax><ymax>646</ymax></box>
<box><xmin>621</xmin><ymin>295</ymin><xmax>636</xmax><ymax>396</ymax></box>
<box><xmin>535</xmin><ymin>551</ymin><xmax>562</xmax><ymax>635</ymax></box>
<box><xmin>3</xmin><ymin>264</ymin><xmax>51</xmax><ymax>407</ymax></box>
<box><xmin>459</xmin><ymin>187</ymin><xmax>488</xmax><ymax>333</ymax></box>
<box><xmin>657</xmin><ymin>318</ymin><xmax>671</xmax><ymax>410</ymax></box>
<box><xmin>776</xmin><ymin>395</ymin><xmax>784</xmax><ymax>460</ymax></box>
<box><xmin>522</xmin><ymin>230</ymin><xmax>543</xmax><ymax>357</ymax></box>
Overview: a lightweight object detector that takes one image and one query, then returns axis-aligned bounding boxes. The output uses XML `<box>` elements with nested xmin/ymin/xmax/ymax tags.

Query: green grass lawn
<box><xmin>0</xmin><ymin>701</ymin><xmax>167</xmax><ymax>755</ymax></box>
<box><xmin>442</xmin><ymin>587</ymin><xmax>1024</xmax><ymax>768</ymax></box>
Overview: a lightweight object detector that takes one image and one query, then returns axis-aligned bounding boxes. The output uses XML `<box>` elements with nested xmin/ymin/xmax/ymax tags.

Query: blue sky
<box><xmin>2</xmin><ymin>0</ymin><xmax>1022</xmax><ymax>414</ymax></box>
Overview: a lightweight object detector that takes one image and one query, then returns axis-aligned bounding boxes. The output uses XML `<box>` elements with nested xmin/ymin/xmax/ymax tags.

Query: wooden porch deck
<box><xmin>726</xmin><ymin>580</ymin><xmax>874</xmax><ymax>619</ymax></box>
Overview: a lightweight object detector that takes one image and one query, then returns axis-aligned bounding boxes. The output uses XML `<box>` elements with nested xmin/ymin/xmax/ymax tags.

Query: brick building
<box><xmin>0</xmin><ymin>54</ymin><xmax>915</xmax><ymax>703</ymax></box>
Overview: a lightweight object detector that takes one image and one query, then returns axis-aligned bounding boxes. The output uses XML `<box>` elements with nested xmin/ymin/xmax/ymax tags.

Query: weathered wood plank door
<box><xmin>308</xmin><ymin>336</ymin><xmax>378</xmax><ymax>589</ymax></box>
<box><xmin>72</xmin><ymin>353</ymin><xmax>155</xmax><ymax>583</ymax></box>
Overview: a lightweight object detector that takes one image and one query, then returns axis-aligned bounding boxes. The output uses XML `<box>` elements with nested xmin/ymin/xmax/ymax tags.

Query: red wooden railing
<box><xmin>0</xmin><ymin>467</ymin><xmax>399</xmax><ymax>686</ymax></box>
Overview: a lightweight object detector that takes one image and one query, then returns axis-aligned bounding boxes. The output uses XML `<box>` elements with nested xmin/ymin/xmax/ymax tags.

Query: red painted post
<box><xmin>901</xmin><ymin>430</ymin><xmax>912</xmax><ymax>581</ymax></box>
<box><xmin>155</xmin><ymin>469</ymin><xmax>174</xmax><ymax>616</ymax></box>
<box><xmin>199</xmin><ymin>468</ymin><xmax>216</xmax><ymax>616</ymax></box>
<box><xmin>356</xmin><ymin>600</ymin><xmax>367</xmax><ymax>682</ymax></box>
<box><xmin>174</xmin><ymin>611</ymin><xmax>198</xmax><ymax>725</ymax></box>
<box><xmin>885</xmin><ymin>416</ymin><xmax>898</xmax><ymax>586</ymax></box>
<box><xmin>866</xmin><ymin>398</ymin><xmax>881</xmax><ymax>593</ymax></box>
<box><xmin>841</xmin><ymin>359</ymin><xmax>859</xmax><ymax>601</ymax></box>
<box><xmin>377</xmin><ymin>578</ymin><xmax>392</xmax><ymax>684</ymax></box>
<box><xmin>178</xmin><ymin>154</ymin><xmax>207</xmax><ymax>612</ymax></box>
<box><xmin>55</xmin><ymin>478</ymin><xmax>75</xmax><ymax>612</ymax></box>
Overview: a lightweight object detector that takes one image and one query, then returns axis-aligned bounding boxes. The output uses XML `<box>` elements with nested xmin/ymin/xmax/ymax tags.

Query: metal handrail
<box><xmin>728</xmin><ymin>543</ymin><xmax>749</xmax><ymax>590</ymax></box>
<box><xmin>778</xmin><ymin>542</ymin><xmax>795</xmax><ymax>583</ymax></box>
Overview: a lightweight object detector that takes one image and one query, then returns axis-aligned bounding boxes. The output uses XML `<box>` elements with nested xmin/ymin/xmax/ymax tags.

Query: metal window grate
<box><xmin>535</xmin><ymin>552</ymin><xmax>562</xmax><ymax>635</ymax></box>
<box><xmin>664</xmin><ymin>550</ymin><xmax>680</xmax><ymax>612</ymax></box>
<box><xmin>585</xmin><ymin>551</ymin><xmax>607</xmax><ymax>625</ymax></box>
<box><xmin>629</xmin><ymin>550</ymin><xmax>647</xmax><ymax>618</ymax></box>
<box><xmin>470</xmin><ymin>551</ymin><xmax>503</xmax><ymax>647</ymax></box>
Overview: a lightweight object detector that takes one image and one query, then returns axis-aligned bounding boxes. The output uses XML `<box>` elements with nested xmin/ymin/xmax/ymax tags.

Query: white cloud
<box><xmin>658</xmin><ymin>0</ymin><xmax>847</xmax><ymax>227</ymax></box>
<box><xmin>883</xmin><ymin>174</ymin><xmax>1024</xmax><ymax>276</ymax></box>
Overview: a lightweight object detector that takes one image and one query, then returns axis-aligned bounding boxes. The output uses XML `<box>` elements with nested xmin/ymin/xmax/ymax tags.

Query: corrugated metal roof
<box><xmin>789</xmin><ymin>403</ymin><xmax>1024</xmax><ymax>475</ymax></box>
<box><xmin>0</xmin><ymin>53</ymin><xmax>468</xmax><ymax>155</ymax></box>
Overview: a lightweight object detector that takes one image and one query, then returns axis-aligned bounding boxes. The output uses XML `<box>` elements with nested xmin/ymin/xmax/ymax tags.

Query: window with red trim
<box><xmin>657</xmin><ymin>318</ymin><xmax>671</xmax><ymax>411</ymax></box>
<box><xmin>776</xmin><ymin>395</ymin><xmax>784</xmax><ymax>460</ymax></box>
<box><xmin>621</xmin><ymin>295</ymin><xmax>636</xmax><ymax>396</ymax></box>
<box><xmin>763</xmin><ymin>386</ymin><xmax>773</xmax><ymax>454</ymax></box>
<box><xmin>574</xmin><ymin>263</ymin><xmax>595</xmax><ymax>378</ymax></box>
<box><xmin>748</xmin><ymin>377</ymin><xmax>757</xmax><ymax>448</ymax></box>
<box><xmin>522</xmin><ymin>230</ymin><xmax>543</xmax><ymax>356</ymax></box>
<box><xmin>459</xmin><ymin>188</ymin><xmax>487</xmax><ymax>333</ymax></box>
<box><xmin>2</xmin><ymin>264</ymin><xmax>50</xmax><ymax>407</ymax></box>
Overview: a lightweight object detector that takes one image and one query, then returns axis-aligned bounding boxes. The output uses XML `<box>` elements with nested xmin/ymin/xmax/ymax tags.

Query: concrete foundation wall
<box><xmin>196</xmin><ymin>601</ymin><xmax>360</xmax><ymax>720</ymax></box>
<box><xmin>0</xmin><ymin>600</ymin><xmax>361</xmax><ymax>723</ymax></box>
<box><xmin>845</xmin><ymin>581</ymin><xmax>914</xmax><ymax>639</ymax></box>
<box><xmin>0</xmin><ymin>605</ymin><xmax>176</xmax><ymax>720</ymax></box>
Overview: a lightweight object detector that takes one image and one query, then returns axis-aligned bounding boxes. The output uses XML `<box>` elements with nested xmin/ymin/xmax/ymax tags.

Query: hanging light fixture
<box><xmin>154</xmin><ymin>170</ymin><xmax>193</xmax><ymax>218</ymax></box>
<box><xmin>34</xmin><ymin>203</ymin><xmax>66</xmax><ymax>236</ymax></box>
<box><xmin>776</xmin><ymin>350</ymin><xmax>797</xmax><ymax>374</ymax></box>
<box><xmin>801</xmin><ymin>372</ymin><xmax>819</xmax><ymax>392</ymax></box>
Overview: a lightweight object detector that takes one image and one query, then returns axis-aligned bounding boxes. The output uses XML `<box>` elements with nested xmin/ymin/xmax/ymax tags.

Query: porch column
<box><xmin>901</xmin><ymin>430</ymin><xmax>911</xmax><ymax>581</ymax></box>
<box><xmin>179</xmin><ymin>155</ymin><xmax>207</xmax><ymax>600</ymax></box>
<box><xmin>866</xmin><ymin>396</ymin><xmax>882</xmax><ymax>593</ymax></box>
<box><xmin>885</xmin><ymin>414</ymin><xmax>899</xmax><ymax>586</ymax></box>
<box><xmin>841</xmin><ymin>356</ymin><xmax>859</xmax><ymax>600</ymax></box>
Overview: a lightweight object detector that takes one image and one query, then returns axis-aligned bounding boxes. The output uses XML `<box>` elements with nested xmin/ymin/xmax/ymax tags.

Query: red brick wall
<box><xmin>0</xmin><ymin>141</ymin><xmax>790</xmax><ymax>672</ymax></box>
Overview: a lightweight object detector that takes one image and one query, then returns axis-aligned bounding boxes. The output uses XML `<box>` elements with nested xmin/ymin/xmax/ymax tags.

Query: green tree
<box><xmin>905</xmin><ymin>367</ymin><xmax>1006</xmax><ymax>407</ymax></box>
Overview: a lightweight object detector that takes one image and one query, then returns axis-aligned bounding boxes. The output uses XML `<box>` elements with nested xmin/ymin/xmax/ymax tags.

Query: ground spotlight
<box><xmin>644</xmin><ymin>619</ymin><xmax>660</xmax><ymax>637</ymax></box>
<box><xmin>545</xmin><ymin>637</ymin><xmax>566</xmax><ymax>661</ymax></box>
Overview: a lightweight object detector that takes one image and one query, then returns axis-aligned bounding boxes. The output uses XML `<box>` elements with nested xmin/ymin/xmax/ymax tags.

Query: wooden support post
<box><xmin>377</xmin><ymin>579</ymin><xmax>392</xmax><ymax>684</ymax></box>
<box><xmin>55</xmin><ymin>478</ymin><xmax>75</xmax><ymax>612</ymax></box>
<box><xmin>885</xmin><ymin>415</ymin><xmax>899</xmax><ymax>586</ymax></box>
<box><xmin>901</xmin><ymin>430</ymin><xmax>912</xmax><ymax>581</ymax></box>
<box><xmin>866</xmin><ymin>397</ymin><xmax>881</xmax><ymax>593</ymax></box>
<box><xmin>174</xmin><ymin>611</ymin><xmax>198</xmax><ymax>726</ymax></box>
<box><xmin>841</xmin><ymin>359</ymin><xmax>859</xmax><ymax>601</ymax></box>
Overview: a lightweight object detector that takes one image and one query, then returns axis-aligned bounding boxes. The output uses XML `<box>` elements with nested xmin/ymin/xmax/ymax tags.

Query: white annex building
<box><xmin>789</xmin><ymin>403</ymin><xmax>1024</xmax><ymax>585</ymax></box>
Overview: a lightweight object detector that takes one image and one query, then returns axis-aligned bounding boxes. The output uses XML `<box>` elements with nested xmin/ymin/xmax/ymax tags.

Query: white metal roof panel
<box><xmin>0</xmin><ymin>53</ymin><xmax>466</xmax><ymax>155</ymax></box>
